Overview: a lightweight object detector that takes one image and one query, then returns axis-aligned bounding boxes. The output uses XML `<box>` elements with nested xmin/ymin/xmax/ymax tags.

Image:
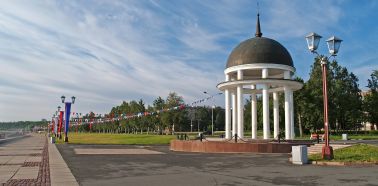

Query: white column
<box><xmin>232</xmin><ymin>92</ymin><xmax>237</xmax><ymax>138</ymax></box>
<box><xmin>284</xmin><ymin>70</ymin><xmax>291</xmax><ymax>140</ymax></box>
<box><xmin>273</xmin><ymin>92</ymin><xmax>279</xmax><ymax>139</ymax></box>
<box><xmin>290</xmin><ymin>90</ymin><xmax>295</xmax><ymax>139</ymax></box>
<box><xmin>237</xmin><ymin>70</ymin><xmax>244</xmax><ymax>138</ymax></box>
<box><xmin>262</xmin><ymin>68</ymin><xmax>270</xmax><ymax>139</ymax></box>
<box><xmin>225</xmin><ymin>76</ymin><xmax>231</xmax><ymax>139</ymax></box>
<box><xmin>251</xmin><ymin>85</ymin><xmax>257</xmax><ymax>139</ymax></box>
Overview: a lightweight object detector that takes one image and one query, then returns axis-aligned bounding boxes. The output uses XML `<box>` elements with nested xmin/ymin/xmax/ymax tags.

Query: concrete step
<box><xmin>307</xmin><ymin>144</ymin><xmax>351</xmax><ymax>154</ymax></box>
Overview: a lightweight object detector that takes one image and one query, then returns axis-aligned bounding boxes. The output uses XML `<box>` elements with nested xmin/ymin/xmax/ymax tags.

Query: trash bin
<box><xmin>292</xmin><ymin>145</ymin><xmax>308</xmax><ymax>165</ymax></box>
<box><xmin>342</xmin><ymin>134</ymin><xmax>348</xmax><ymax>140</ymax></box>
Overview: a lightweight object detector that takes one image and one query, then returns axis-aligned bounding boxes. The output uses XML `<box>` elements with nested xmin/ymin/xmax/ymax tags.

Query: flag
<box><xmin>64</xmin><ymin>102</ymin><xmax>72</xmax><ymax>134</ymax></box>
<box><xmin>54</xmin><ymin>117</ymin><xmax>58</xmax><ymax>134</ymax></box>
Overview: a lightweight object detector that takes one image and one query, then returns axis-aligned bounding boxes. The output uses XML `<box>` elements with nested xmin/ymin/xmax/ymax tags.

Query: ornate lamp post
<box><xmin>61</xmin><ymin>95</ymin><xmax>76</xmax><ymax>142</ymax></box>
<box><xmin>305</xmin><ymin>32</ymin><xmax>342</xmax><ymax>160</ymax></box>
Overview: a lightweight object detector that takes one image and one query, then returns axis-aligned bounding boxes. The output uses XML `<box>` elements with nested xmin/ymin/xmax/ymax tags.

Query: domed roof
<box><xmin>226</xmin><ymin>14</ymin><xmax>293</xmax><ymax>69</ymax></box>
<box><xmin>226</xmin><ymin>37</ymin><xmax>293</xmax><ymax>68</ymax></box>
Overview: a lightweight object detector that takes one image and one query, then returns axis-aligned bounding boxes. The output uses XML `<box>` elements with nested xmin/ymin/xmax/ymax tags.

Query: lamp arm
<box><xmin>311</xmin><ymin>50</ymin><xmax>320</xmax><ymax>56</ymax></box>
<box><xmin>326</xmin><ymin>54</ymin><xmax>336</xmax><ymax>61</ymax></box>
<box><xmin>312</xmin><ymin>52</ymin><xmax>335</xmax><ymax>65</ymax></box>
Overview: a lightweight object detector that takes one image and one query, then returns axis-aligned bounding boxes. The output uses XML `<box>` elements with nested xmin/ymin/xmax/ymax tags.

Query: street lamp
<box><xmin>60</xmin><ymin>95</ymin><xmax>76</xmax><ymax>142</ymax></box>
<box><xmin>57</xmin><ymin>106</ymin><xmax>62</xmax><ymax>139</ymax></box>
<box><xmin>212</xmin><ymin>105</ymin><xmax>215</xmax><ymax>135</ymax></box>
<box><xmin>203</xmin><ymin>91</ymin><xmax>222</xmax><ymax>136</ymax></box>
<box><xmin>305</xmin><ymin>32</ymin><xmax>342</xmax><ymax>160</ymax></box>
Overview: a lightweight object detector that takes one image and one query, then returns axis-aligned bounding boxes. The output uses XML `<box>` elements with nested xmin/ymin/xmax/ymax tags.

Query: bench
<box><xmin>310</xmin><ymin>133</ymin><xmax>324</xmax><ymax>141</ymax></box>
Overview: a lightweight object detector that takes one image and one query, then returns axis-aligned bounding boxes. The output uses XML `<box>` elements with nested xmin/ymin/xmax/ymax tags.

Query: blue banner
<box><xmin>64</xmin><ymin>102</ymin><xmax>71</xmax><ymax>134</ymax></box>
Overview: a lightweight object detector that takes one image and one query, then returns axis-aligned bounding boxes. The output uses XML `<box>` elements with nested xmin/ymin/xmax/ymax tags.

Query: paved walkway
<box><xmin>58</xmin><ymin>144</ymin><xmax>378</xmax><ymax>186</ymax></box>
<box><xmin>0</xmin><ymin>134</ymin><xmax>78</xmax><ymax>186</ymax></box>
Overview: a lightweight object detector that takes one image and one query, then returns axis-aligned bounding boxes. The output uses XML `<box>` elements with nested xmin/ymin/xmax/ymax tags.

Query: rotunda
<box><xmin>217</xmin><ymin>14</ymin><xmax>303</xmax><ymax>140</ymax></box>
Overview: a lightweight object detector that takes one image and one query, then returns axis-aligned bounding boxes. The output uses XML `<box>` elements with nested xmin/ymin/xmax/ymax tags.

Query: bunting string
<box><xmin>51</xmin><ymin>93</ymin><xmax>222</xmax><ymax>127</ymax></box>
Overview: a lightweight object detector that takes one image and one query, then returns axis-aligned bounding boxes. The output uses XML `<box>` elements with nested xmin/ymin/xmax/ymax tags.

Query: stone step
<box><xmin>307</xmin><ymin>144</ymin><xmax>351</xmax><ymax>154</ymax></box>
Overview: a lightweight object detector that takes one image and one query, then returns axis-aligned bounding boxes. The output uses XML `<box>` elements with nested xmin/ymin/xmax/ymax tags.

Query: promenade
<box><xmin>0</xmin><ymin>134</ymin><xmax>78</xmax><ymax>186</ymax></box>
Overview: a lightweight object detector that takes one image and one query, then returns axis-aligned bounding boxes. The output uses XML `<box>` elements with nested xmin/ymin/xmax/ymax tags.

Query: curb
<box><xmin>310</xmin><ymin>161</ymin><xmax>378</xmax><ymax>166</ymax></box>
<box><xmin>48</xmin><ymin>140</ymin><xmax>79</xmax><ymax>186</ymax></box>
<box><xmin>289</xmin><ymin>157</ymin><xmax>378</xmax><ymax>166</ymax></box>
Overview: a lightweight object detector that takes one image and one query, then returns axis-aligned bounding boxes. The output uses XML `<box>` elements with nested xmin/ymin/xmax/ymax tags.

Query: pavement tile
<box><xmin>0</xmin><ymin>156</ymin><xmax>12</xmax><ymax>164</ymax></box>
<box><xmin>6</xmin><ymin>156</ymin><xmax>28</xmax><ymax>164</ymax></box>
<box><xmin>25</xmin><ymin>156</ymin><xmax>42</xmax><ymax>162</ymax></box>
<box><xmin>0</xmin><ymin>165</ymin><xmax>20</xmax><ymax>172</ymax></box>
<box><xmin>0</xmin><ymin>173</ymin><xmax>15</xmax><ymax>184</ymax></box>
<box><xmin>53</xmin><ymin>181</ymin><xmax>79</xmax><ymax>186</ymax></box>
<box><xmin>12</xmin><ymin>167</ymin><xmax>39</xmax><ymax>179</ymax></box>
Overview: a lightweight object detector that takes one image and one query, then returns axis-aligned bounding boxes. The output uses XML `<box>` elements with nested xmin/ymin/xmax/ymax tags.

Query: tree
<box><xmin>214</xmin><ymin>107</ymin><xmax>225</xmax><ymax>131</ymax></box>
<box><xmin>330</xmin><ymin>61</ymin><xmax>362</xmax><ymax>131</ymax></box>
<box><xmin>296</xmin><ymin>57</ymin><xmax>363</xmax><ymax>132</ymax></box>
<box><xmin>293</xmin><ymin>77</ymin><xmax>305</xmax><ymax>137</ymax></box>
<box><xmin>364</xmin><ymin>70</ymin><xmax>378</xmax><ymax>129</ymax></box>
<box><xmin>161</xmin><ymin>92</ymin><xmax>187</xmax><ymax>132</ymax></box>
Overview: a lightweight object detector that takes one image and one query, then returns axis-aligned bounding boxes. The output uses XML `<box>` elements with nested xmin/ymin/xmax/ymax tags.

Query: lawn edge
<box><xmin>309</xmin><ymin>160</ymin><xmax>378</xmax><ymax>166</ymax></box>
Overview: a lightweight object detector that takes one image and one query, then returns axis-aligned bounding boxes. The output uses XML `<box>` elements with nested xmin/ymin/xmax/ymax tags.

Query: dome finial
<box><xmin>255</xmin><ymin>2</ymin><xmax>262</xmax><ymax>37</ymax></box>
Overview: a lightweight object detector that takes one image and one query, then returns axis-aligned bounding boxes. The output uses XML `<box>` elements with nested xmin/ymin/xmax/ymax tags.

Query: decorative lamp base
<box><xmin>321</xmin><ymin>146</ymin><xmax>334</xmax><ymax>160</ymax></box>
<box><xmin>64</xmin><ymin>136</ymin><xmax>69</xmax><ymax>142</ymax></box>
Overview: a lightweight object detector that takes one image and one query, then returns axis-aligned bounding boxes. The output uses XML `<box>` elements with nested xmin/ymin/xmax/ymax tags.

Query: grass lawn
<box><xmin>329</xmin><ymin>135</ymin><xmax>378</xmax><ymax>140</ymax></box>
<box><xmin>55</xmin><ymin>133</ymin><xmax>176</xmax><ymax>145</ymax></box>
<box><xmin>309</xmin><ymin>144</ymin><xmax>378</xmax><ymax>162</ymax></box>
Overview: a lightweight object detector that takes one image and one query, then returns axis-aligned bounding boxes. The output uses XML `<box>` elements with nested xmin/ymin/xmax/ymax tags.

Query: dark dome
<box><xmin>226</xmin><ymin>37</ymin><xmax>293</xmax><ymax>68</ymax></box>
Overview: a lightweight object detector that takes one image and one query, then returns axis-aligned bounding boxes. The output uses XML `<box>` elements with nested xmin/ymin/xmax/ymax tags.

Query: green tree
<box><xmin>161</xmin><ymin>92</ymin><xmax>187</xmax><ymax>132</ymax></box>
<box><xmin>298</xmin><ymin>57</ymin><xmax>363</xmax><ymax>132</ymax></box>
<box><xmin>293</xmin><ymin>77</ymin><xmax>306</xmax><ymax>137</ymax></box>
<box><xmin>364</xmin><ymin>70</ymin><xmax>378</xmax><ymax>129</ymax></box>
<box><xmin>214</xmin><ymin>107</ymin><xmax>225</xmax><ymax>131</ymax></box>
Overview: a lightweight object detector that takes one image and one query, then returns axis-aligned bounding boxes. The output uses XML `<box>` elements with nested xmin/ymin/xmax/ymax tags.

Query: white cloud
<box><xmin>0</xmin><ymin>0</ymin><xmax>376</xmax><ymax>121</ymax></box>
<box><xmin>0</xmin><ymin>0</ymin><xmax>222</xmax><ymax>121</ymax></box>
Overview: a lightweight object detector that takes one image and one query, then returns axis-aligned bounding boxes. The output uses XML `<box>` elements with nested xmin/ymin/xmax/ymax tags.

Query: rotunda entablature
<box><xmin>224</xmin><ymin>63</ymin><xmax>295</xmax><ymax>80</ymax></box>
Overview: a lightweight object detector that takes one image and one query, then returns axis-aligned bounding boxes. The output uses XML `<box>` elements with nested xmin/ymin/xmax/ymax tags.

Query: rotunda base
<box><xmin>170</xmin><ymin>139</ymin><xmax>313</xmax><ymax>153</ymax></box>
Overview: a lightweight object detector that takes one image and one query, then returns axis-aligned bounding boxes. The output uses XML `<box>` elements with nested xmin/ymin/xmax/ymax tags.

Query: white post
<box><xmin>232</xmin><ymin>92</ymin><xmax>237</xmax><ymax>138</ymax></box>
<box><xmin>284</xmin><ymin>71</ymin><xmax>291</xmax><ymax>140</ymax></box>
<box><xmin>224</xmin><ymin>75</ymin><xmax>231</xmax><ymax>139</ymax></box>
<box><xmin>237</xmin><ymin>70</ymin><xmax>244</xmax><ymax>138</ymax></box>
<box><xmin>251</xmin><ymin>85</ymin><xmax>257</xmax><ymax>139</ymax></box>
<box><xmin>290</xmin><ymin>90</ymin><xmax>295</xmax><ymax>139</ymax></box>
<box><xmin>262</xmin><ymin>68</ymin><xmax>270</xmax><ymax>139</ymax></box>
<box><xmin>273</xmin><ymin>92</ymin><xmax>279</xmax><ymax>139</ymax></box>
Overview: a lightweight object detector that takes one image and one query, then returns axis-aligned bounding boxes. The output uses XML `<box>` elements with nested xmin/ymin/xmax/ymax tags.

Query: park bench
<box><xmin>310</xmin><ymin>133</ymin><xmax>324</xmax><ymax>141</ymax></box>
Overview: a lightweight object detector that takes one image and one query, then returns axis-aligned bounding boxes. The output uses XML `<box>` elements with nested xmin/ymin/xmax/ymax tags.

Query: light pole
<box><xmin>60</xmin><ymin>95</ymin><xmax>76</xmax><ymax>142</ymax></box>
<box><xmin>305</xmin><ymin>32</ymin><xmax>342</xmax><ymax>160</ymax></box>
<box><xmin>203</xmin><ymin>91</ymin><xmax>222</xmax><ymax>136</ymax></box>
<box><xmin>211</xmin><ymin>105</ymin><xmax>215</xmax><ymax>136</ymax></box>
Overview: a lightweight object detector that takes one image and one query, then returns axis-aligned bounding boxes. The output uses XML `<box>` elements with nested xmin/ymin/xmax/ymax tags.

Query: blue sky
<box><xmin>0</xmin><ymin>0</ymin><xmax>377</xmax><ymax>121</ymax></box>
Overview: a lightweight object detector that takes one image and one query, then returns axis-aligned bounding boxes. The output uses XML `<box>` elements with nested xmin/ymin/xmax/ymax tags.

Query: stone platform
<box><xmin>170</xmin><ymin>139</ymin><xmax>313</xmax><ymax>153</ymax></box>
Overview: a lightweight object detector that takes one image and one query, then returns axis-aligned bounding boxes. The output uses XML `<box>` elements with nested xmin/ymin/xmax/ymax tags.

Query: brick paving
<box><xmin>0</xmin><ymin>134</ymin><xmax>51</xmax><ymax>186</ymax></box>
<box><xmin>3</xmin><ymin>136</ymin><xmax>51</xmax><ymax>186</ymax></box>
